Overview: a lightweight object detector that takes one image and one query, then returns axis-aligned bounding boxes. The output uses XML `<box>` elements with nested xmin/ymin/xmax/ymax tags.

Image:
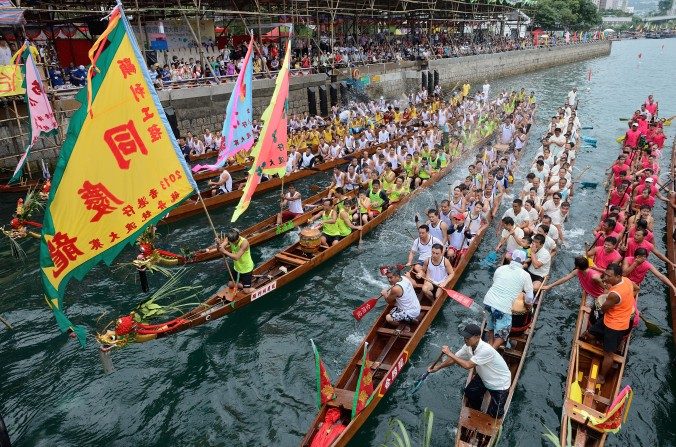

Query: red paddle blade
<box><xmin>353</xmin><ymin>297</ymin><xmax>378</xmax><ymax>320</ymax></box>
<box><xmin>443</xmin><ymin>289</ymin><xmax>474</xmax><ymax>308</ymax></box>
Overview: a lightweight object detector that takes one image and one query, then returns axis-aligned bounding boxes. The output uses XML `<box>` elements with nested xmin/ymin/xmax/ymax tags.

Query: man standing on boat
<box><xmin>581</xmin><ymin>263</ymin><xmax>637</xmax><ymax>384</ymax></box>
<box><xmin>218</xmin><ymin>229</ymin><xmax>255</xmax><ymax>294</ymax></box>
<box><xmin>482</xmin><ymin>249</ymin><xmax>534</xmax><ymax>349</ymax></box>
<box><xmin>427</xmin><ymin>323</ymin><xmax>511</xmax><ymax>418</ymax></box>
<box><xmin>276</xmin><ymin>183</ymin><xmax>304</xmax><ymax>225</ymax></box>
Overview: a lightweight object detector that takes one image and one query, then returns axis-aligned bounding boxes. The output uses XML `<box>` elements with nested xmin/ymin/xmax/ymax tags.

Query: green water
<box><xmin>1</xmin><ymin>39</ymin><xmax>675</xmax><ymax>447</ymax></box>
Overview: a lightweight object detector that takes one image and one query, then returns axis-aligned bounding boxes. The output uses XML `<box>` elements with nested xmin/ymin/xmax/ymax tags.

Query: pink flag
<box><xmin>9</xmin><ymin>42</ymin><xmax>58</xmax><ymax>184</ymax></box>
<box><xmin>443</xmin><ymin>288</ymin><xmax>474</xmax><ymax>308</ymax></box>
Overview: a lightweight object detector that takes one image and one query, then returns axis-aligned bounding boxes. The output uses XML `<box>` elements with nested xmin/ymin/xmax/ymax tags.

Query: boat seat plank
<box><xmin>458</xmin><ymin>406</ymin><xmax>500</xmax><ymax>437</ymax></box>
<box><xmin>358</xmin><ymin>360</ymin><xmax>392</xmax><ymax>371</ymax></box>
<box><xmin>327</xmin><ymin>388</ymin><xmax>355</xmax><ymax>410</ymax></box>
<box><xmin>274</xmin><ymin>253</ymin><xmax>306</xmax><ymax>266</ymax></box>
<box><xmin>502</xmin><ymin>347</ymin><xmax>523</xmax><ymax>359</ymax></box>
<box><xmin>376</xmin><ymin>327</ymin><xmax>413</xmax><ymax>338</ymax></box>
<box><xmin>420</xmin><ymin>305</ymin><xmax>432</xmax><ymax>312</ymax></box>
<box><xmin>564</xmin><ymin>400</ymin><xmax>606</xmax><ymax>426</ymax></box>
<box><xmin>577</xmin><ymin>340</ymin><xmax>625</xmax><ymax>363</ymax></box>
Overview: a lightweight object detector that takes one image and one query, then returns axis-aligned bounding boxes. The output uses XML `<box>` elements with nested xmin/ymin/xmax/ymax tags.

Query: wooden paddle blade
<box><xmin>353</xmin><ymin>297</ymin><xmax>379</xmax><ymax>320</ymax></box>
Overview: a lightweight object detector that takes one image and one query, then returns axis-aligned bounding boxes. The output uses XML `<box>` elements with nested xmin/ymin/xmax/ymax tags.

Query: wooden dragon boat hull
<box><xmin>300</xmin><ymin>178</ymin><xmax>504</xmax><ymax>447</ymax></box>
<box><xmin>104</xmin><ymin>128</ymin><xmax>491</xmax><ymax>345</ymax></box>
<box><xmin>301</xmin><ymin>106</ymin><xmax>535</xmax><ymax>447</ymax></box>
<box><xmin>558</xmin><ymin>118</ymin><xmax>657</xmax><ymax>446</ymax></box>
<box><xmin>159</xmin><ymin>137</ymin><xmax>405</xmax><ymax>225</ymax></box>
<box><xmin>0</xmin><ymin>180</ymin><xmax>41</xmax><ymax>194</ymax></box>
<box><xmin>666</xmin><ymin>138</ymin><xmax>676</xmax><ymax>347</ymax></box>
<box><xmin>185</xmin><ymin>187</ymin><xmax>355</xmax><ymax>264</ymax></box>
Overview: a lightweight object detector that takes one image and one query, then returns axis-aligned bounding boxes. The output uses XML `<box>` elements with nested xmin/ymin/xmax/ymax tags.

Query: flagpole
<box><xmin>195</xmin><ymin>191</ymin><xmax>237</xmax><ymax>286</ymax></box>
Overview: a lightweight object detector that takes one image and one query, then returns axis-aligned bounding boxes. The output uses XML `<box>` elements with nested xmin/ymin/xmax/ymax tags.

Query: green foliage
<box><xmin>133</xmin><ymin>268</ymin><xmax>202</xmax><ymax>323</ymax></box>
<box><xmin>533</xmin><ymin>0</ymin><xmax>602</xmax><ymax>30</ymax></box>
<box><xmin>381</xmin><ymin>408</ymin><xmax>434</xmax><ymax>447</ymax></box>
<box><xmin>542</xmin><ymin>417</ymin><xmax>573</xmax><ymax>447</ymax></box>
<box><xmin>658</xmin><ymin>0</ymin><xmax>673</xmax><ymax>14</ymax></box>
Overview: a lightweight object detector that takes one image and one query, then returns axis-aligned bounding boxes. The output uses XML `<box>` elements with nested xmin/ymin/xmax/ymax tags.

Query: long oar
<box><xmin>353</xmin><ymin>283</ymin><xmax>394</xmax><ymax>321</ymax></box>
<box><xmin>410</xmin><ymin>351</ymin><xmax>444</xmax><ymax>393</ymax></box>
<box><xmin>0</xmin><ymin>314</ymin><xmax>12</xmax><ymax>330</ymax></box>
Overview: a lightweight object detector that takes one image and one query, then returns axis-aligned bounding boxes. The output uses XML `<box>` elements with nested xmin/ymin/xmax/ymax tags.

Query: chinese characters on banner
<box><xmin>40</xmin><ymin>8</ymin><xmax>197</xmax><ymax>315</ymax></box>
<box><xmin>0</xmin><ymin>44</ymin><xmax>25</xmax><ymax>97</ymax></box>
<box><xmin>230</xmin><ymin>40</ymin><xmax>292</xmax><ymax>222</ymax></box>
<box><xmin>8</xmin><ymin>43</ymin><xmax>58</xmax><ymax>184</ymax></box>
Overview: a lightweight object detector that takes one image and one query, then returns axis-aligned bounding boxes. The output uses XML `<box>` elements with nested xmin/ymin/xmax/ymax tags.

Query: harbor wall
<box><xmin>0</xmin><ymin>40</ymin><xmax>611</xmax><ymax>171</ymax></box>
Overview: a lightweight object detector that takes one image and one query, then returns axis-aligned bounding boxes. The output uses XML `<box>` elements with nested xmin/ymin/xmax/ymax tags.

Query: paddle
<box><xmin>569</xmin><ymin>343</ymin><xmax>583</xmax><ymax>403</ymax></box>
<box><xmin>639</xmin><ymin>312</ymin><xmax>664</xmax><ymax>335</ymax></box>
<box><xmin>410</xmin><ymin>351</ymin><xmax>444</xmax><ymax>394</ymax></box>
<box><xmin>353</xmin><ymin>295</ymin><xmax>382</xmax><ymax>321</ymax></box>
<box><xmin>0</xmin><ymin>314</ymin><xmax>12</xmax><ymax>330</ymax></box>
<box><xmin>581</xmin><ymin>126</ymin><xmax>593</xmax><ymax>130</ymax></box>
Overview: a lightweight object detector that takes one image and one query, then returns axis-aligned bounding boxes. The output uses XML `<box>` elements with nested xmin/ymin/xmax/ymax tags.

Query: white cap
<box><xmin>511</xmin><ymin>249</ymin><xmax>527</xmax><ymax>263</ymax></box>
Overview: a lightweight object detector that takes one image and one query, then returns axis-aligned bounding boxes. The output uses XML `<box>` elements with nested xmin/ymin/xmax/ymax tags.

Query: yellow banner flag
<box><xmin>39</xmin><ymin>5</ymin><xmax>197</xmax><ymax>341</ymax></box>
<box><xmin>0</xmin><ymin>46</ymin><xmax>26</xmax><ymax>97</ymax></box>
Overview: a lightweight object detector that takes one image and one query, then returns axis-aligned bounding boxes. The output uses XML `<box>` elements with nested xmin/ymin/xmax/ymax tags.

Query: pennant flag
<box><xmin>39</xmin><ymin>4</ymin><xmax>197</xmax><ymax>346</ymax></box>
<box><xmin>192</xmin><ymin>35</ymin><xmax>254</xmax><ymax>173</ymax></box>
<box><xmin>311</xmin><ymin>339</ymin><xmax>335</xmax><ymax>408</ymax></box>
<box><xmin>443</xmin><ymin>288</ymin><xmax>474</xmax><ymax>308</ymax></box>
<box><xmin>571</xmin><ymin>385</ymin><xmax>633</xmax><ymax>433</ymax></box>
<box><xmin>0</xmin><ymin>44</ymin><xmax>25</xmax><ymax>97</ymax></box>
<box><xmin>353</xmin><ymin>343</ymin><xmax>374</xmax><ymax>417</ymax></box>
<box><xmin>9</xmin><ymin>41</ymin><xmax>59</xmax><ymax>184</ymax></box>
<box><xmin>230</xmin><ymin>39</ymin><xmax>291</xmax><ymax>222</ymax></box>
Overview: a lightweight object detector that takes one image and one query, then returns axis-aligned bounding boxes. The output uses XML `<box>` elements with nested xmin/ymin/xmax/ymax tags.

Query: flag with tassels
<box><xmin>352</xmin><ymin>341</ymin><xmax>374</xmax><ymax>419</ymax></box>
<box><xmin>311</xmin><ymin>339</ymin><xmax>336</xmax><ymax>408</ymax></box>
<box><xmin>230</xmin><ymin>39</ymin><xmax>291</xmax><ymax>222</ymax></box>
<box><xmin>9</xmin><ymin>41</ymin><xmax>59</xmax><ymax>184</ymax></box>
<box><xmin>39</xmin><ymin>2</ymin><xmax>197</xmax><ymax>346</ymax></box>
<box><xmin>192</xmin><ymin>34</ymin><xmax>254</xmax><ymax>173</ymax></box>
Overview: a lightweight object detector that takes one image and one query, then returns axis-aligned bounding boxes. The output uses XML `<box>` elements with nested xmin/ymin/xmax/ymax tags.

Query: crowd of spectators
<box><xmin>44</xmin><ymin>30</ymin><xmax>602</xmax><ymax>90</ymax></box>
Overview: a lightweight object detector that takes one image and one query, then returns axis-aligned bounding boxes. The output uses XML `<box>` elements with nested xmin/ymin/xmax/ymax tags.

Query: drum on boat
<box><xmin>510</xmin><ymin>293</ymin><xmax>531</xmax><ymax>335</ymax></box>
<box><xmin>299</xmin><ymin>227</ymin><xmax>322</xmax><ymax>254</ymax></box>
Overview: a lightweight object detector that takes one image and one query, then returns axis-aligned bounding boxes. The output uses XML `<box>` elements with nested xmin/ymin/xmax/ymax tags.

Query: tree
<box><xmin>658</xmin><ymin>0</ymin><xmax>673</xmax><ymax>14</ymax></box>
<box><xmin>532</xmin><ymin>0</ymin><xmax>602</xmax><ymax>30</ymax></box>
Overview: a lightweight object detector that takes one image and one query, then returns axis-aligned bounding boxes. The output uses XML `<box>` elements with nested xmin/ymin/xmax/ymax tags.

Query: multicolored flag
<box><xmin>352</xmin><ymin>341</ymin><xmax>374</xmax><ymax>419</ymax></box>
<box><xmin>311</xmin><ymin>339</ymin><xmax>335</xmax><ymax>408</ymax></box>
<box><xmin>192</xmin><ymin>34</ymin><xmax>254</xmax><ymax>173</ymax></box>
<box><xmin>9</xmin><ymin>41</ymin><xmax>59</xmax><ymax>184</ymax></box>
<box><xmin>230</xmin><ymin>39</ymin><xmax>291</xmax><ymax>222</ymax></box>
<box><xmin>39</xmin><ymin>4</ymin><xmax>197</xmax><ymax>346</ymax></box>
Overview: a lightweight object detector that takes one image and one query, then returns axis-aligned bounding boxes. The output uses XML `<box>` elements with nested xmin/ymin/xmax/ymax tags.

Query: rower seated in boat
<box><xmin>426</xmin><ymin>324</ymin><xmax>511</xmax><ymax>418</ymax></box>
<box><xmin>381</xmin><ymin>266</ymin><xmax>421</xmax><ymax>326</ymax></box>
<box><xmin>218</xmin><ymin>229</ymin><xmax>255</xmax><ymax>294</ymax></box>
<box><xmin>277</xmin><ymin>183</ymin><xmax>304</xmax><ymax>225</ymax></box>
<box><xmin>417</xmin><ymin>243</ymin><xmax>454</xmax><ymax>300</ymax></box>
<box><xmin>207</xmin><ymin>168</ymin><xmax>232</xmax><ymax>196</ymax></box>
<box><xmin>407</xmin><ymin>224</ymin><xmax>443</xmax><ymax>277</ymax></box>
<box><xmin>310</xmin><ymin>199</ymin><xmax>343</xmax><ymax>247</ymax></box>
<box><xmin>366</xmin><ymin>180</ymin><xmax>389</xmax><ymax>220</ymax></box>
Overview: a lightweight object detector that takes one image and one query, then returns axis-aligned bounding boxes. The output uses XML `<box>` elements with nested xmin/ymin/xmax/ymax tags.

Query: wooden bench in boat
<box><xmin>274</xmin><ymin>253</ymin><xmax>307</xmax><ymax>266</ymax></box>
<box><xmin>327</xmin><ymin>388</ymin><xmax>354</xmax><ymax>410</ymax></box>
<box><xmin>577</xmin><ymin>340</ymin><xmax>625</xmax><ymax>364</ymax></box>
<box><xmin>357</xmin><ymin>359</ymin><xmax>392</xmax><ymax>371</ymax></box>
<box><xmin>376</xmin><ymin>327</ymin><xmax>414</xmax><ymax>338</ymax></box>
<box><xmin>457</xmin><ymin>406</ymin><xmax>500</xmax><ymax>437</ymax></box>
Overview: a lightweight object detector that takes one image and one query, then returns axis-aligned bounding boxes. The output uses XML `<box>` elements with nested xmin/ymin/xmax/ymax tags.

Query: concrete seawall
<box><xmin>0</xmin><ymin>41</ymin><xmax>611</xmax><ymax>170</ymax></box>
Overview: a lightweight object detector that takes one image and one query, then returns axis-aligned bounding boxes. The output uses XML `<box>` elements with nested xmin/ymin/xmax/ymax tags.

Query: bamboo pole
<box><xmin>177</xmin><ymin>0</ymin><xmax>221</xmax><ymax>83</ymax></box>
<box><xmin>196</xmin><ymin>190</ymin><xmax>237</xmax><ymax>285</ymax></box>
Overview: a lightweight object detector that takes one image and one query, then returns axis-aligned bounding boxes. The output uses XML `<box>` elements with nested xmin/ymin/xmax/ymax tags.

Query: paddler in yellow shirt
<box><xmin>323</xmin><ymin>126</ymin><xmax>333</xmax><ymax>144</ymax></box>
<box><xmin>393</xmin><ymin>107</ymin><xmax>402</xmax><ymax>123</ymax></box>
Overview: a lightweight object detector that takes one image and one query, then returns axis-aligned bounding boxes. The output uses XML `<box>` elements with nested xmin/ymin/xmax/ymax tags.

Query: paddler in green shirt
<box><xmin>336</xmin><ymin>198</ymin><xmax>362</xmax><ymax>238</ymax></box>
<box><xmin>311</xmin><ymin>198</ymin><xmax>343</xmax><ymax>247</ymax></box>
<box><xmin>388</xmin><ymin>176</ymin><xmax>410</xmax><ymax>204</ymax></box>
<box><xmin>368</xmin><ymin>179</ymin><xmax>389</xmax><ymax>219</ymax></box>
<box><xmin>429</xmin><ymin>148</ymin><xmax>442</xmax><ymax>172</ymax></box>
<box><xmin>528</xmin><ymin>91</ymin><xmax>536</xmax><ymax>104</ymax></box>
<box><xmin>219</xmin><ymin>229</ymin><xmax>255</xmax><ymax>294</ymax></box>
<box><xmin>415</xmin><ymin>158</ymin><xmax>432</xmax><ymax>188</ymax></box>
